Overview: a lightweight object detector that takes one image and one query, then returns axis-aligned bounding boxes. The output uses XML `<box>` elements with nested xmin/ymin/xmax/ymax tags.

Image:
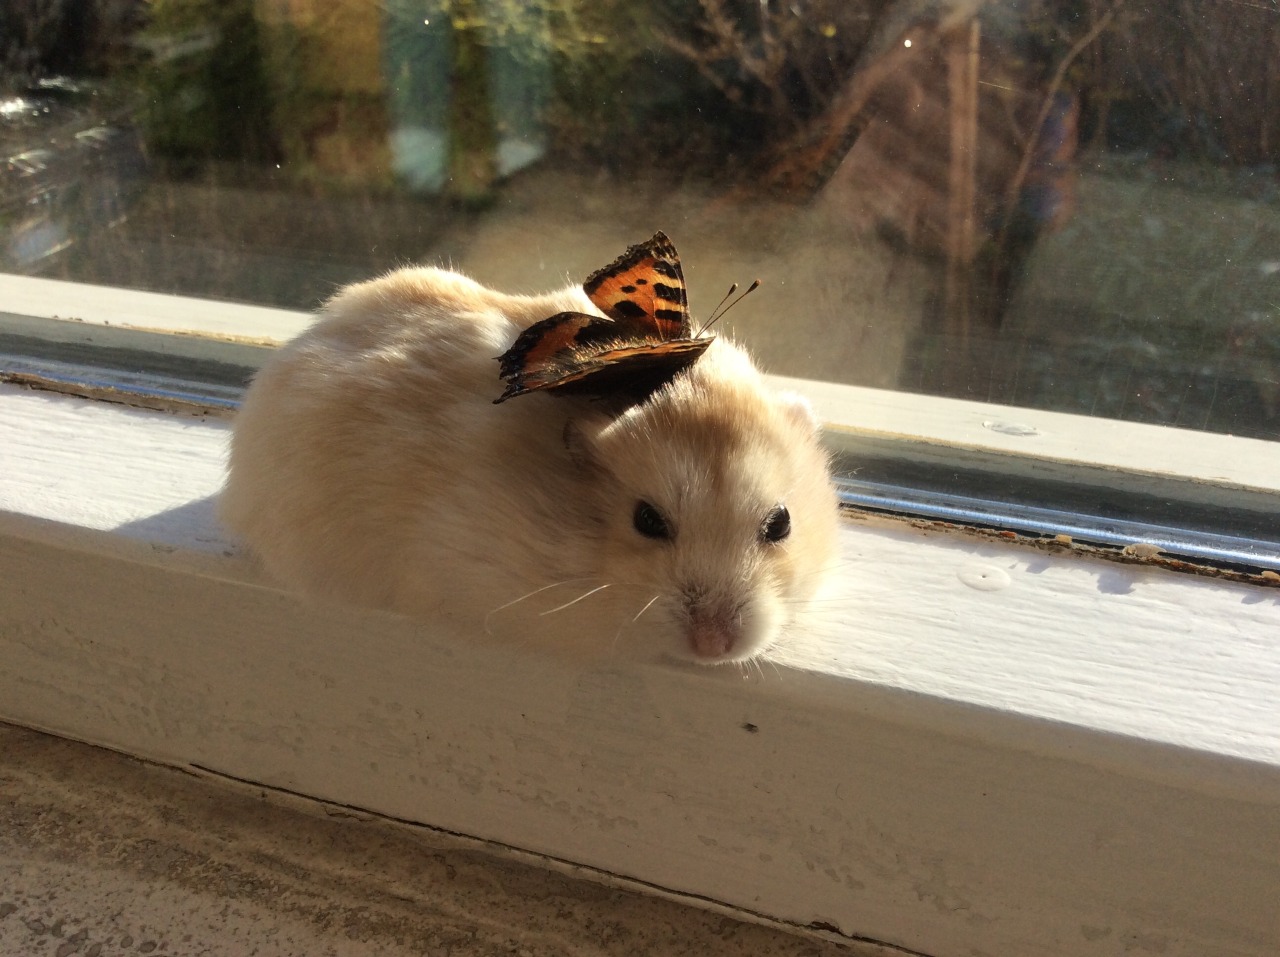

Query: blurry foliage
<box><xmin>255</xmin><ymin>5</ymin><xmax>393</xmax><ymax>190</ymax></box>
<box><xmin>1087</xmin><ymin>0</ymin><xmax>1280</xmax><ymax>166</ymax></box>
<box><xmin>653</xmin><ymin>0</ymin><xmax>887</xmax><ymax>140</ymax></box>
<box><xmin>1</xmin><ymin>0</ymin><xmax>73</xmax><ymax>83</ymax></box>
<box><xmin>658</xmin><ymin>0</ymin><xmax>1280</xmax><ymax>175</ymax></box>
<box><xmin>1</xmin><ymin>0</ymin><xmax>140</xmax><ymax>86</ymax></box>
<box><xmin>134</xmin><ymin>0</ymin><xmax>279</xmax><ymax>167</ymax></box>
<box><xmin>11</xmin><ymin>0</ymin><xmax>1277</xmax><ymax>179</ymax></box>
<box><xmin>411</xmin><ymin>0</ymin><xmax>613</xmax><ymax>64</ymax></box>
<box><xmin>398</xmin><ymin>0</ymin><xmax>690</xmax><ymax>171</ymax></box>
<box><xmin>440</xmin><ymin>0</ymin><xmax>499</xmax><ymax>202</ymax></box>
<box><xmin>373</xmin><ymin>0</ymin><xmax>885</xmax><ymax>174</ymax></box>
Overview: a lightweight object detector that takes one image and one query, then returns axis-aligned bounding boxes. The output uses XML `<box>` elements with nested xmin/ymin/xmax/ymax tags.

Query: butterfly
<box><xmin>495</xmin><ymin>231</ymin><xmax>717</xmax><ymax>405</ymax></box>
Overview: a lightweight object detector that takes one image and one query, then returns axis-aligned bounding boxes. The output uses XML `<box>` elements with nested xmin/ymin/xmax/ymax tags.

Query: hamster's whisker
<box><xmin>793</xmin><ymin>559</ymin><xmax>855</xmax><ymax>583</ymax></box>
<box><xmin>539</xmin><ymin>583</ymin><xmax>615</xmax><ymax>616</ymax></box>
<box><xmin>484</xmin><ymin>576</ymin><xmax>600</xmax><ymax>632</ymax></box>
<box><xmin>611</xmin><ymin>622</ymin><xmax>635</xmax><ymax>658</ymax></box>
<box><xmin>631</xmin><ymin>593</ymin><xmax>663</xmax><ymax>622</ymax></box>
<box><xmin>746</xmin><ymin>658</ymin><xmax>782</xmax><ymax>683</ymax></box>
<box><xmin>605</xmin><ymin>591</ymin><xmax>663</xmax><ymax>656</ymax></box>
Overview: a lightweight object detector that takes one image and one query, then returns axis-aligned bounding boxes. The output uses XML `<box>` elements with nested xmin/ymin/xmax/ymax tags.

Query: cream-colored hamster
<box><xmin>220</xmin><ymin>266</ymin><xmax>839</xmax><ymax>664</ymax></box>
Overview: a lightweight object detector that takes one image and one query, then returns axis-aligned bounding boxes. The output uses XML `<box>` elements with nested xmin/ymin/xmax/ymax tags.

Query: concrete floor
<box><xmin>0</xmin><ymin>724</ymin><xmax>867</xmax><ymax>957</ymax></box>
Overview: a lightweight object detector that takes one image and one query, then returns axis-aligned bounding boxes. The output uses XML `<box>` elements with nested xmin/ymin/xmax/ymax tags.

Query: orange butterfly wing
<box><xmin>582</xmin><ymin>231</ymin><xmax>690</xmax><ymax>339</ymax></box>
<box><xmin>495</xmin><ymin>232</ymin><xmax>709</xmax><ymax>404</ymax></box>
<box><xmin>495</xmin><ymin>311</ymin><xmax>711</xmax><ymax>403</ymax></box>
<box><xmin>496</xmin><ymin>311</ymin><xmax>613</xmax><ymax>402</ymax></box>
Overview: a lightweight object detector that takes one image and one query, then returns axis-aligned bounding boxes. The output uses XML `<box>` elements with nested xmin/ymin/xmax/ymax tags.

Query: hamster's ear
<box><xmin>777</xmin><ymin>391</ymin><xmax>823</xmax><ymax>435</ymax></box>
<box><xmin>562</xmin><ymin>413</ymin><xmax>611</xmax><ymax>473</ymax></box>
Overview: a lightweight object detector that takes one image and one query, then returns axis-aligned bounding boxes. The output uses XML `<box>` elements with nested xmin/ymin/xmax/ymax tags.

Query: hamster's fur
<box><xmin>220</xmin><ymin>267</ymin><xmax>839</xmax><ymax>664</ymax></box>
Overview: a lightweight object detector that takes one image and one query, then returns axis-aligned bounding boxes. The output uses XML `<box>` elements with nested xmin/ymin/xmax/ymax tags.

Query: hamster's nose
<box><xmin>687</xmin><ymin>606</ymin><xmax>739</xmax><ymax>660</ymax></box>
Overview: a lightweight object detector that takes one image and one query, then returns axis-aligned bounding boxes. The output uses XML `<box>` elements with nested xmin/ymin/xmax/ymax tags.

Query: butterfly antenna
<box><xmin>696</xmin><ymin>283</ymin><xmax>737</xmax><ymax>337</ymax></box>
<box><xmin>697</xmin><ymin>279</ymin><xmax>761</xmax><ymax>336</ymax></box>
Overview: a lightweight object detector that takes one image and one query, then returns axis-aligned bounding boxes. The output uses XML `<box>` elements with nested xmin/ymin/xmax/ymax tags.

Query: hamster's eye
<box><xmin>761</xmin><ymin>505</ymin><xmax>791</xmax><ymax>544</ymax></box>
<box><xmin>633</xmin><ymin>501</ymin><xmax>672</xmax><ymax>540</ymax></box>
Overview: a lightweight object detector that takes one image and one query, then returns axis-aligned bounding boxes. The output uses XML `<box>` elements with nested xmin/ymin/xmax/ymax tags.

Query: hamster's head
<box><xmin>569</xmin><ymin>344</ymin><xmax>839</xmax><ymax>664</ymax></box>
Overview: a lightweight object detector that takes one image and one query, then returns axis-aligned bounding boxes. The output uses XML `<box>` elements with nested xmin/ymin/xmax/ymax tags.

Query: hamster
<box><xmin>219</xmin><ymin>266</ymin><xmax>839</xmax><ymax>664</ymax></box>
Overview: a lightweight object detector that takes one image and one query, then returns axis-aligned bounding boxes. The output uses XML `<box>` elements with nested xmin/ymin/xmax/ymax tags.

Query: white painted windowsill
<box><xmin>2</xmin><ymin>383</ymin><xmax>1278</xmax><ymax>957</ymax></box>
<box><xmin>2</xmin><ymin>276</ymin><xmax>1279</xmax><ymax>956</ymax></box>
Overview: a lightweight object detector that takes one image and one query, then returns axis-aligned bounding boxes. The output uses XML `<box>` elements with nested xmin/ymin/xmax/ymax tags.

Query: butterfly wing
<box><xmin>582</xmin><ymin>231</ymin><xmax>691</xmax><ymax>339</ymax></box>
<box><xmin>537</xmin><ymin>340</ymin><xmax>712</xmax><ymax>401</ymax></box>
<box><xmin>495</xmin><ymin>311</ymin><xmax>711</xmax><ymax>404</ymax></box>
<box><xmin>496</xmin><ymin>232</ymin><xmax>710</xmax><ymax>404</ymax></box>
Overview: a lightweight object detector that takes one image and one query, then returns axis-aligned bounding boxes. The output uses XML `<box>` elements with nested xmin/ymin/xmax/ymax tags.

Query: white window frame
<box><xmin>2</xmin><ymin>277</ymin><xmax>1278</xmax><ymax>957</ymax></box>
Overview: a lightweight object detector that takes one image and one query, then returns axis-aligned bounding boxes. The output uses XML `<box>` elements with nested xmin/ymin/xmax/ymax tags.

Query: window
<box><xmin>3</xmin><ymin>0</ymin><xmax>1278</xmax><ymax>569</ymax></box>
<box><xmin>2</xmin><ymin>1</ymin><xmax>1276</xmax><ymax>426</ymax></box>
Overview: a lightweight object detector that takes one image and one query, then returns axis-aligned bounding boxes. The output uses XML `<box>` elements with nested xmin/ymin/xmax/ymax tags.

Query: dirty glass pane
<box><xmin>2</xmin><ymin>0</ymin><xmax>1277</xmax><ymax>439</ymax></box>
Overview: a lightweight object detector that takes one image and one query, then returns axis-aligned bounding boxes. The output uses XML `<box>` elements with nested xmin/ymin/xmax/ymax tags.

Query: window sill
<box><xmin>1</xmin><ymin>384</ymin><xmax>1278</xmax><ymax>957</ymax></box>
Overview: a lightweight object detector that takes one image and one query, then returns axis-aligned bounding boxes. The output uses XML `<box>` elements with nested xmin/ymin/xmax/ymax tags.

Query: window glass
<box><xmin>2</xmin><ymin>0</ymin><xmax>1277</xmax><ymax>439</ymax></box>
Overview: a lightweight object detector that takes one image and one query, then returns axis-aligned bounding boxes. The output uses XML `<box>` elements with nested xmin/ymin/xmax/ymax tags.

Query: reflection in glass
<box><xmin>1</xmin><ymin>0</ymin><xmax>1277</xmax><ymax>438</ymax></box>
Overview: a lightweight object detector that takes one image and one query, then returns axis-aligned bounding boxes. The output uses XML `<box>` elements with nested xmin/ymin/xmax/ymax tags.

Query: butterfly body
<box><xmin>495</xmin><ymin>231</ymin><xmax>712</xmax><ymax>403</ymax></box>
